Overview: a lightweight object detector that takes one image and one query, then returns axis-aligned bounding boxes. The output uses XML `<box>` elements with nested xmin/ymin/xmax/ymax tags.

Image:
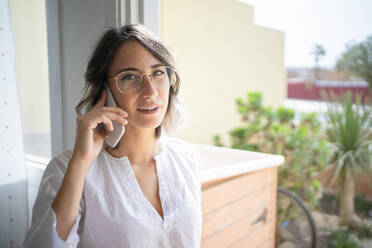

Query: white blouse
<box><xmin>23</xmin><ymin>136</ymin><xmax>203</xmax><ymax>248</ymax></box>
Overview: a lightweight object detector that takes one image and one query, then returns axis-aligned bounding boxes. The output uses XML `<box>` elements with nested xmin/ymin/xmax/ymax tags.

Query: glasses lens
<box><xmin>152</xmin><ymin>66</ymin><xmax>174</xmax><ymax>89</ymax></box>
<box><xmin>165</xmin><ymin>66</ymin><xmax>178</xmax><ymax>86</ymax></box>
<box><xmin>116</xmin><ymin>71</ymin><xmax>141</xmax><ymax>94</ymax></box>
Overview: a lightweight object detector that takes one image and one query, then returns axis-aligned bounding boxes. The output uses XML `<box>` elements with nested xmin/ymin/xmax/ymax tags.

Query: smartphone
<box><xmin>98</xmin><ymin>86</ymin><xmax>126</xmax><ymax>147</ymax></box>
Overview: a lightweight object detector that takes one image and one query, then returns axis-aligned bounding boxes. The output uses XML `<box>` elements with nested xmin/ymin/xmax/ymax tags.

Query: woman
<box><xmin>24</xmin><ymin>24</ymin><xmax>202</xmax><ymax>248</ymax></box>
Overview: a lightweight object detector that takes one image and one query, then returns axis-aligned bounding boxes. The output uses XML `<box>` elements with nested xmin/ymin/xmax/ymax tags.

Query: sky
<box><xmin>239</xmin><ymin>0</ymin><xmax>372</xmax><ymax>68</ymax></box>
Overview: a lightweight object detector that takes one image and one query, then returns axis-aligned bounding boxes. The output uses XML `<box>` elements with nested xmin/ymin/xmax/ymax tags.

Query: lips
<box><xmin>137</xmin><ymin>105</ymin><xmax>159</xmax><ymax>110</ymax></box>
<box><xmin>137</xmin><ymin>106</ymin><xmax>160</xmax><ymax>114</ymax></box>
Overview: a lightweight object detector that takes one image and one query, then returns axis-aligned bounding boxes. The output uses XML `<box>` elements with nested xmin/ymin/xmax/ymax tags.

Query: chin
<box><xmin>130</xmin><ymin>119</ymin><xmax>163</xmax><ymax>130</ymax></box>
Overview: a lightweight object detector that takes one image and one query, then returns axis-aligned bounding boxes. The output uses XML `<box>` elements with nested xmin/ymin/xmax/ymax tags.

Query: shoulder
<box><xmin>162</xmin><ymin>136</ymin><xmax>201</xmax><ymax>177</ymax></box>
<box><xmin>44</xmin><ymin>149</ymin><xmax>74</xmax><ymax>175</ymax></box>
<box><xmin>34</xmin><ymin>149</ymin><xmax>76</xmax><ymax>195</ymax></box>
<box><xmin>162</xmin><ymin>136</ymin><xmax>199</xmax><ymax>160</ymax></box>
<box><xmin>52</xmin><ymin>149</ymin><xmax>74</xmax><ymax>164</ymax></box>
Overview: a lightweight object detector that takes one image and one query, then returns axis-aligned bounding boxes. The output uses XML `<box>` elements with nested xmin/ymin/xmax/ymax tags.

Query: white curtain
<box><xmin>0</xmin><ymin>0</ymin><xmax>29</xmax><ymax>247</ymax></box>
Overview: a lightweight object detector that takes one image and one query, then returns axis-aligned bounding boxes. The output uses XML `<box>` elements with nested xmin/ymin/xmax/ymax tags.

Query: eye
<box><xmin>121</xmin><ymin>73</ymin><xmax>138</xmax><ymax>81</ymax></box>
<box><xmin>153</xmin><ymin>69</ymin><xmax>165</xmax><ymax>77</ymax></box>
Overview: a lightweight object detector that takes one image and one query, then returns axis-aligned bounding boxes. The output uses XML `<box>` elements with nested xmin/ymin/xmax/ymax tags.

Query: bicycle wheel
<box><xmin>275</xmin><ymin>187</ymin><xmax>317</xmax><ymax>248</ymax></box>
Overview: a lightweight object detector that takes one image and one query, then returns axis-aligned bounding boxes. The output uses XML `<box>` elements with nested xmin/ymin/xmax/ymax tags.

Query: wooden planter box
<box><xmin>195</xmin><ymin>144</ymin><xmax>284</xmax><ymax>248</ymax></box>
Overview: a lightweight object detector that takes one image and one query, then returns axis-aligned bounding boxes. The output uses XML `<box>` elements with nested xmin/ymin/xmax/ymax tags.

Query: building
<box><xmin>287</xmin><ymin>78</ymin><xmax>372</xmax><ymax>103</ymax></box>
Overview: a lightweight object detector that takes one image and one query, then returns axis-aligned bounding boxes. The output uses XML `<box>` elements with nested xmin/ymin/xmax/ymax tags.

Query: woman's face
<box><xmin>107</xmin><ymin>40</ymin><xmax>169</xmax><ymax>132</ymax></box>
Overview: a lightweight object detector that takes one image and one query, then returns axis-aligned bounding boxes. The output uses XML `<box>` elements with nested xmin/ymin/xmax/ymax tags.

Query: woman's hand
<box><xmin>72</xmin><ymin>89</ymin><xmax>128</xmax><ymax>167</ymax></box>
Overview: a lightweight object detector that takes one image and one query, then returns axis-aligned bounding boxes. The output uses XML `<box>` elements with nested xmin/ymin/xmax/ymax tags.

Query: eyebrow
<box><xmin>115</xmin><ymin>63</ymin><xmax>165</xmax><ymax>74</ymax></box>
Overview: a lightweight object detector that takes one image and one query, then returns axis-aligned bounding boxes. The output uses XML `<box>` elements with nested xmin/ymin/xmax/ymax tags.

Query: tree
<box><xmin>325</xmin><ymin>91</ymin><xmax>372</xmax><ymax>228</ymax></box>
<box><xmin>336</xmin><ymin>35</ymin><xmax>372</xmax><ymax>90</ymax></box>
<box><xmin>310</xmin><ymin>44</ymin><xmax>326</xmax><ymax>80</ymax></box>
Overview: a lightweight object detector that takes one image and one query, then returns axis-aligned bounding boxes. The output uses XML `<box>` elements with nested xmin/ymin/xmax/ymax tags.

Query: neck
<box><xmin>106</xmin><ymin>124</ymin><xmax>161</xmax><ymax>166</ymax></box>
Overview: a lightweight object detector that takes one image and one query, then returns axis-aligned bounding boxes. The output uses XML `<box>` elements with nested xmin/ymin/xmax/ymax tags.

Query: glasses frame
<box><xmin>107</xmin><ymin>65</ymin><xmax>178</xmax><ymax>95</ymax></box>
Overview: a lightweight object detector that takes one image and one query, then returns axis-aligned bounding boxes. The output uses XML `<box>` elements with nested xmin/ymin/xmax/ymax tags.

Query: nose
<box><xmin>141</xmin><ymin>74</ymin><xmax>158</xmax><ymax>98</ymax></box>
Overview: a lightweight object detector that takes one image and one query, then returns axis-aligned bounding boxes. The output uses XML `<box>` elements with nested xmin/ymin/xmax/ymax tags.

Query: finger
<box><xmin>102</xmin><ymin>106</ymin><xmax>128</xmax><ymax>117</ymax></box>
<box><xmin>100</xmin><ymin>115</ymin><xmax>114</xmax><ymax>131</ymax></box>
<box><xmin>91</xmin><ymin>89</ymin><xmax>107</xmax><ymax>111</ymax></box>
<box><xmin>89</xmin><ymin>113</ymin><xmax>113</xmax><ymax>131</ymax></box>
<box><xmin>104</xmin><ymin>112</ymin><xmax>128</xmax><ymax>126</ymax></box>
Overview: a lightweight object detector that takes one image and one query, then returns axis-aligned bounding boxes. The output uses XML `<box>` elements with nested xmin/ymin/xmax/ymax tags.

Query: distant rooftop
<box><xmin>287</xmin><ymin>78</ymin><xmax>368</xmax><ymax>87</ymax></box>
<box><xmin>314</xmin><ymin>81</ymin><xmax>368</xmax><ymax>87</ymax></box>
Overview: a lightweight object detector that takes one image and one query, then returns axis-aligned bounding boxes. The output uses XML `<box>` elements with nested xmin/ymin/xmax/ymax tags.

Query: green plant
<box><xmin>325</xmin><ymin>91</ymin><xmax>372</xmax><ymax>228</ymax></box>
<box><xmin>330</xmin><ymin>230</ymin><xmax>361</xmax><ymax>248</ymax></box>
<box><xmin>336</xmin><ymin>35</ymin><xmax>372</xmax><ymax>90</ymax></box>
<box><xmin>355</xmin><ymin>195</ymin><xmax>372</xmax><ymax>213</ymax></box>
<box><xmin>356</xmin><ymin>222</ymin><xmax>372</xmax><ymax>239</ymax></box>
<box><xmin>214</xmin><ymin>91</ymin><xmax>333</xmax><ymax>210</ymax></box>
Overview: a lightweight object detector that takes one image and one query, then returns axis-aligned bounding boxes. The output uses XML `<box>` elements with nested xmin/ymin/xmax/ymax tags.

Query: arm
<box><xmin>23</xmin><ymin>152</ymin><xmax>86</xmax><ymax>248</ymax></box>
<box><xmin>51</xmin><ymin>156</ymin><xmax>89</xmax><ymax>241</ymax></box>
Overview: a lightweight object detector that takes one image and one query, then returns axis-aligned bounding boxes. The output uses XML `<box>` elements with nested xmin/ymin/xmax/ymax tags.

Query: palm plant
<box><xmin>325</xmin><ymin>91</ymin><xmax>372</xmax><ymax>228</ymax></box>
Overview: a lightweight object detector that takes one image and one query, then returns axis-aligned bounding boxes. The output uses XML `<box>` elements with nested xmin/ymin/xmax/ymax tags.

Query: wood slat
<box><xmin>202</xmin><ymin>185</ymin><xmax>271</xmax><ymax>240</ymax></box>
<box><xmin>202</xmin><ymin>213</ymin><xmax>272</xmax><ymax>248</ymax></box>
<box><xmin>268</xmin><ymin>167</ymin><xmax>278</xmax><ymax>248</ymax></box>
<box><xmin>228</xmin><ymin>223</ymin><xmax>272</xmax><ymax>248</ymax></box>
<box><xmin>202</xmin><ymin>168</ymin><xmax>273</xmax><ymax>215</ymax></box>
<box><xmin>202</xmin><ymin>195</ymin><xmax>277</xmax><ymax>247</ymax></box>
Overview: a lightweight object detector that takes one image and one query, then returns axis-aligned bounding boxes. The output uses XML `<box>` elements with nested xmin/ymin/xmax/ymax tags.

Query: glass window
<box><xmin>9</xmin><ymin>0</ymin><xmax>51</xmax><ymax>159</ymax></box>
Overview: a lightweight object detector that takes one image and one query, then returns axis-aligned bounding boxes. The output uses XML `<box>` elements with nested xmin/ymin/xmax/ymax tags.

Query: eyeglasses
<box><xmin>108</xmin><ymin>65</ymin><xmax>178</xmax><ymax>95</ymax></box>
